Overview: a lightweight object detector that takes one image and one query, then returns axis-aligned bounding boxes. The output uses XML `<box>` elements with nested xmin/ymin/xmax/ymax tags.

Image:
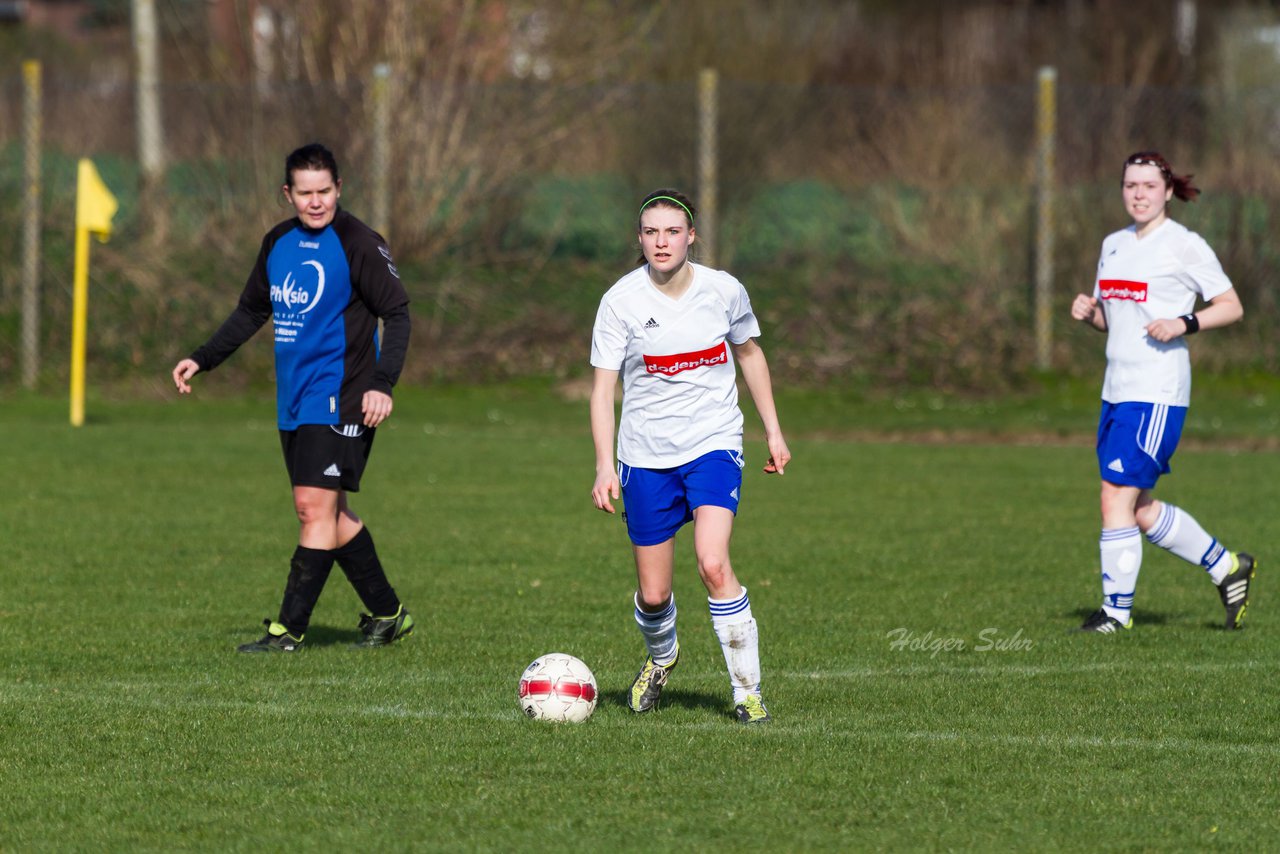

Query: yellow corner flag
<box><xmin>76</xmin><ymin>158</ymin><xmax>118</xmax><ymax>238</ymax></box>
<box><xmin>70</xmin><ymin>158</ymin><xmax>118</xmax><ymax>426</ymax></box>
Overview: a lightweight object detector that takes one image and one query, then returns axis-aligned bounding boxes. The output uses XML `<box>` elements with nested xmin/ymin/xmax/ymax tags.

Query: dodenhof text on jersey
<box><xmin>642</xmin><ymin>342</ymin><xmax>728</xmax><ymax>376</ymax></box>
<box><xmin>1098</xmin><ymin>279</ymin><xmax>1148</xmax><ymax>302</ymax></box>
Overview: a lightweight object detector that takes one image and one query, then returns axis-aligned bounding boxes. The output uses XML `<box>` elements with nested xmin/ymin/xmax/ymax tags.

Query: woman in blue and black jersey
<box><xmin>172</xmin><ymin>143</ymin><xmax>415</xmax><ymax>653</ymax></box>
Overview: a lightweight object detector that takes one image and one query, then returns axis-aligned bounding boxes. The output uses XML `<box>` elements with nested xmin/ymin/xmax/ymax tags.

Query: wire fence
<box><xmin>3</xmin><ymin>66</ymin><xmax>1279</xmax><ymax>393</ymax></box>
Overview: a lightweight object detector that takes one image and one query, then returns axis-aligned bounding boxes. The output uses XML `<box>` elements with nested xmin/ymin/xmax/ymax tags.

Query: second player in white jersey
<box><xmin>591</xmin><ymin>262</ymin><xmax>760</xmax><ymax>468</ymax></box>
<box><xmin>1093</xmin><ymin>218</ymin><xmax>1233</xmax><ymax>406</ymax></box>
<box><xmin>1070</xmin><ymin>150</ymin><xmax>1254</xmax><ymax>636</ymax></box>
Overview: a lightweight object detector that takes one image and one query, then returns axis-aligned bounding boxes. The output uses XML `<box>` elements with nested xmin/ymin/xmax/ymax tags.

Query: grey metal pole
<box><xmin>372</xmin><ymin>63</ymin><xmax>392</xmax><ymax>239</ymax></box>
<box><xmin>21</xmin><ymin>59</ymin><xmax>42</xmax><ymax>389</ymax></box>
<box><xmin>133</xmin><ymin>0</ymin><xmax>166</xmax><ymax>234</ymax></box>
<box><xmin>698</xmin><ymin>68</ymin><xmax>718</xmax><ymax>268</ymax></box>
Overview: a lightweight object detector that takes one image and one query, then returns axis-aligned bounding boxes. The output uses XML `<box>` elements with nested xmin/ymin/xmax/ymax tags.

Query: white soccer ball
<box><xmin>518</xmin><ymin>653</ymin><xmax>598</xmax><ymax>723</ymax></box>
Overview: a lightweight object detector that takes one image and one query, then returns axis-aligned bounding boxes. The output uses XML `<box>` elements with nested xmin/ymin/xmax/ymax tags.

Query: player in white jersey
<box><xmin>590</xmin><ymin>189</ymin><xmax>791</xmax><ymax>724</ymax></box>
<box><xmin>1070</xmin><ymin>151</ymin><xmax>1255</xmax><ymax>633</ymax></box>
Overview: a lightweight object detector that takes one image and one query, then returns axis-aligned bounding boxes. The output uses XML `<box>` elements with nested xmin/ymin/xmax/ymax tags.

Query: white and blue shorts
<box><xmin>1095</xmin><ymin>401</ymin><xmax>1187</xmax><ymax>489</ymax></box>
<box><xmin>618</xmin><ymin>450</ymin><xmax>745</xmax><ymax>546</ymax></box>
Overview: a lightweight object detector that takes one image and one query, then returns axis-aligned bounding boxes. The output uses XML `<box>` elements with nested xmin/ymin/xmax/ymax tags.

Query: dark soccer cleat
<box><xmin>1218</xmin><ymin>552</ymin><xmax>1256</xmax><ymax>630</ymax></box>
<box><xmin>734</xmin><ymin>694</ymin><xmax>772</xmax><ymax>725</ymax></box>
<box><xmin>352</xmin><ymin>605</ymin><xmax>415</xmax><ymax>648</ymax></box>
<box><xmin>238</xmin><ymin>619</ymin><xmax>303</xmax><ymax>653</ymax></box>
<box><xmin>627</xmin><ymin>644</ymin><xmax>679</xmax><ymax>713</ymax></box>
<box><xmin>1078</xmin><ymin>608</ymin><xmax>1131</xmax><ymax>634</ymax></box>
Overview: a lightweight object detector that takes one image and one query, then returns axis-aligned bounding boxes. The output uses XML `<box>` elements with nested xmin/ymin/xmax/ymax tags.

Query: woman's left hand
<box><xmin>362</xmin><ymin>390</ymin><xmax>394</xmax><ymax>427</ymax></box>
<box><xmin>1145</xmin><ymin>318</ymin><xmax>1188</xmax><ymax>343</ymax></box>
<box><xmin>763</xmin><ymin>434</ymin><xmax>791</xmax><ymax>475</ymax></box>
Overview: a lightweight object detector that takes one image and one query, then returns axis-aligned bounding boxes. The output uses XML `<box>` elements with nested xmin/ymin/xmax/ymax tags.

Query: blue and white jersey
<box><xmin>191</xmin><ymin>208</ymin><xmax>410</xmax><ymax>430</ymax></box>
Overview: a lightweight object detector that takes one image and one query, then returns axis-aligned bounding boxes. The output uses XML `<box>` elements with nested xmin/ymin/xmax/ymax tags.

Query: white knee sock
<box><xmin>709</xmin><ymin>587</ymin><xmax>760</xmax><ymax>703</ymax></box>
<box><xmin>1100</xmin><ymin>527</ymin><xmax>1142</xmax><ymax>623</ymax></box>
<box><xmin>634</xmin><ymin>593</ymin><xmax>678</xmax><ymax>666</ymax></box>
<box><xmin>1145</xmin><ymin>503</ymin><xmax>1233</xmax><ymax>584</ymax></box>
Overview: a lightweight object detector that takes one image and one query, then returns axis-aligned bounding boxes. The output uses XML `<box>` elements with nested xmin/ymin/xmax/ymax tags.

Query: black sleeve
<box><xmin>189</xmin><ymin>236</ymin><xmax>274</xmax><ymax>372</ymax></box>
<box><xmin>371</xmin><ymin>303</ymin><xmax>410</xmax><ymax>394</ymax></box>
<box><xmin>341</xmin><ymin>214</ymin><xmax>412</xmax><ymax>394</ymax></box>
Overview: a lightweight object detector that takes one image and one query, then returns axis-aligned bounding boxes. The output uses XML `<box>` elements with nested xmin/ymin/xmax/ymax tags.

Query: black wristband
<box><xmin>1181</xmin><ymin>314</ymin><xmax>1200</xmax><ymax>335</ymax></box>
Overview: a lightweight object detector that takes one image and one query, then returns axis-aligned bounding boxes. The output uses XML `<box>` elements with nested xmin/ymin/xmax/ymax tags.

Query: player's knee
<box><xmin>636</xmin><ymin>588</ymin><xmax>672</xmax><ymax>611</ymax></box>
<box><xmin>293</xmin><ymin>500</ymin><xmax>325</xmax><ymax>526</ymax></box>
<box><xmin>697</xmin><ymin>554</ymin><xmax>732</xmax><ymax>588</ymax></box>
<box><xmin>1134</xmin><ymin>499</ymin><xmax>1162</xmax><ymax>532</ymax></box>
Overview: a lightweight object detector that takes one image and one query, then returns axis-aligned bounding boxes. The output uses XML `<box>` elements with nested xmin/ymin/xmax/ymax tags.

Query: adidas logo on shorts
<box><xmin>324</xmin><ymin>463</ymin><xmax>341</xmax><ymax>477</ymax></box>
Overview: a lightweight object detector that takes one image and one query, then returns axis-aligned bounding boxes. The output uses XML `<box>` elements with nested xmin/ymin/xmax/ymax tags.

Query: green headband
<box><xmin>640</xmin><ymin>196</ymin><xmax>695</xmax><ymax>224</ymax></box>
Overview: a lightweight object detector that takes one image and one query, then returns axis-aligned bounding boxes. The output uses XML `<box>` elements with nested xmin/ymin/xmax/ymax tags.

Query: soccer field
<box><xmin>2</xmin><ymin>386</ymin><xmax>1277</xmax><ymax>850</ymax></box>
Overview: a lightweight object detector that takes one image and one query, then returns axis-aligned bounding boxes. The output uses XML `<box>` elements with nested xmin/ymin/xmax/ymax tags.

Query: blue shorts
<box><xmin>1096</xmin><ymin>401</ymin><xmax>1186</xmax><ymax>489</ymax></box>
<box><xmin>619</xmin><ymin>450</ymin><xmax>745</xmax><ymax>546</ymax></box>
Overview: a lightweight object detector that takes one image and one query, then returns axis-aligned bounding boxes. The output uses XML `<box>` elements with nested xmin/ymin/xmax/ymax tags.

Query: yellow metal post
<box><xmin>1034</xmin><ymin>66</ymin><xmax>1057</xmax><ymax>371</ymax></box>
<box><xmin>70</xmin><ymin>226</ymin><xmax>91</xmax><ymax>426</ymax></box>
<box><xmin>69</xmin><ymin>158</ymin><xmax>118</xmax><ymax>426</ymax></box>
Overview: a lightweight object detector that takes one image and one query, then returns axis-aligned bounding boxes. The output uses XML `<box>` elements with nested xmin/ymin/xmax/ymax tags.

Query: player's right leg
<box><xmin>240</xmin><ymin>428</ymin><xmax>345</xmax><ymax>653</ymax></box>
<box><xmin>1080</xmin><ymin>403</ymin><xmax>1164</xmax><ymax>633</ymax></box>
<box><xmin>1080</xmin><ymin>482</ymin><xmax>1143</xmax><ymax>632</ymax></box>
<box><xmin>628</xmin><ymin>540</ymin><xmax>679</xmax><ymax>712</ymax></box>
<box><xmin>620</xmin><ymin>461</ymin><xmax>685</xmax><ymax>712</ymax></box>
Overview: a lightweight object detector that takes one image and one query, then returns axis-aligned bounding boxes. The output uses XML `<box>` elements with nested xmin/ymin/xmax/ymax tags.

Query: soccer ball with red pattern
<box><xmin>518</xmin><ymin>653</ymin><xmax>598</xmax><ymax>723</ymax></box>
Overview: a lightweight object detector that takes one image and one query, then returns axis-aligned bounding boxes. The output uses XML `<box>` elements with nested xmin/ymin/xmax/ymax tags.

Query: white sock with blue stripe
<box><xmin>1100</xmin><ymin>527</ymin><xmax>1142</xmax><ymax>624</ymax></box>
<box><xmin>708</xmin><ymin>587</ymin><xmax>760</xmax><ymax>703</ymax></box>
<box><xmin>1145</xmin><ymin>503</ymin><xmax>1233</xmax><ymax>585</ymax></box>
<box><xmin>634</xmin><ymin>593</ymin><xmax>678</xmax><ymax>667</ymax></box>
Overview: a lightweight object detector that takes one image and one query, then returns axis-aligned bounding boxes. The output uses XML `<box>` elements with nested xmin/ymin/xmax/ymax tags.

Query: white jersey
<box><xmin>591</xmin><ymin>262</ymin><xmax>761</xmax><ymax>468</ymax></box>
<box><xmin>1093</xmin><ymin>218</ymin><xmax>1233</xmax><ymax>406</ymax></box>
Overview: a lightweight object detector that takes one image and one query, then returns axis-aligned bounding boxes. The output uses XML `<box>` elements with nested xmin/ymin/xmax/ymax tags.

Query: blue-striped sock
<box><xmin>709</xmin><ymin>587</ymin><xmax>760</xmax><ymax>703</ymax></box>
<box><xmin>1146</xmin><ymin>503</ymin><xmax>1233</xmax><ymax>584</ymax></box>
<box><xmin>634</xmin><ymin>593</ymin><xmax>678</xmax><ymax>666</ymax></box>
<box><xmin>1100</xmin><ymin>526</ymin><xmax>1142</xmax><ymax>624</ymax></box>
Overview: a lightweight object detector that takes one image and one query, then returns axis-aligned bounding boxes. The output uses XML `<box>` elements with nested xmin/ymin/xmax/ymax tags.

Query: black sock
<box><xmin>277</xmin><ymin>545</ymin><xmax>335</xmax><ymax>636</ymax></box>
<box><xmin>334</xmin><ymin>527</ymin><xmax>401</xmax><ymax>617</ymax></box>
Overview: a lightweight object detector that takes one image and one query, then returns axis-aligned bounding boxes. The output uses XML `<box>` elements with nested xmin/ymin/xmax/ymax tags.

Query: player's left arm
<box><xmin>730</xmin><ymin>338</ymin><xmax>791</xmax><ymax>475</ymax></box>
<box><xmin>1145</xmin><ymin>288</ymin><xmax>1243</xmax><ymax>343</ymax></box>
<box><xmin>344</xmin><ymin>222</ymin><xmax>411</xmax><ymax>427</ymax></box>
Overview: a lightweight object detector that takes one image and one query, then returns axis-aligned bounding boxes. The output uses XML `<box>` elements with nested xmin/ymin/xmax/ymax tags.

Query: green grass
<box><xmin>2</xmin><ymin>385</ymin><xmax>1279</xmax><ymax>850</ymax></box>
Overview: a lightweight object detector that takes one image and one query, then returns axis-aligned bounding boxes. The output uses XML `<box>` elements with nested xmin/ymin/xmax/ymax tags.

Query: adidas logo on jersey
<box><xmin>1107</xmin><ymin>458</ymin><xmax>1125</xmax><ymax>473</ymax></box>
<box><xmin>644</xmin><ymin>317</ymin><xmax>660</xmax><ymax>329</ymax></box>
<box><xmin>324</xmin><ymin>463</ymin><xmax>341</xmax><ymax>477</ymax></box>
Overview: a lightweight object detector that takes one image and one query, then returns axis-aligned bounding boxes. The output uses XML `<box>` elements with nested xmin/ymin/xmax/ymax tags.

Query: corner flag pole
<box><xmin>70</xmin><ymin>158</ymin><xmax>118</xmax><ymax>427</ymax></box>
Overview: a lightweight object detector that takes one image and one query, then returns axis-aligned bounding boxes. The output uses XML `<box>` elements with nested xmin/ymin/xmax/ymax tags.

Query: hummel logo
<box><xmin>644</xmin><ymin>317</ymin><xmax>660</xmax><ymax>329</ymax></box>
<box><xmin>1107</xmin><ymin>458</ymin><xmax>1125</xmax><ymax>473</ymax></box>
<box><xmin>323</xmin><ymin>463</ymin><xmax>341</xmax><ymax>477</ymax></box>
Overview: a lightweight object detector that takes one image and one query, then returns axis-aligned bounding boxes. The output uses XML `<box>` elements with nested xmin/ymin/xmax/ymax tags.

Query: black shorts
<box><xmin>279</xmin><ymin>424</ymin><xmax>376</xmax><ymax>492</ymax></box>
